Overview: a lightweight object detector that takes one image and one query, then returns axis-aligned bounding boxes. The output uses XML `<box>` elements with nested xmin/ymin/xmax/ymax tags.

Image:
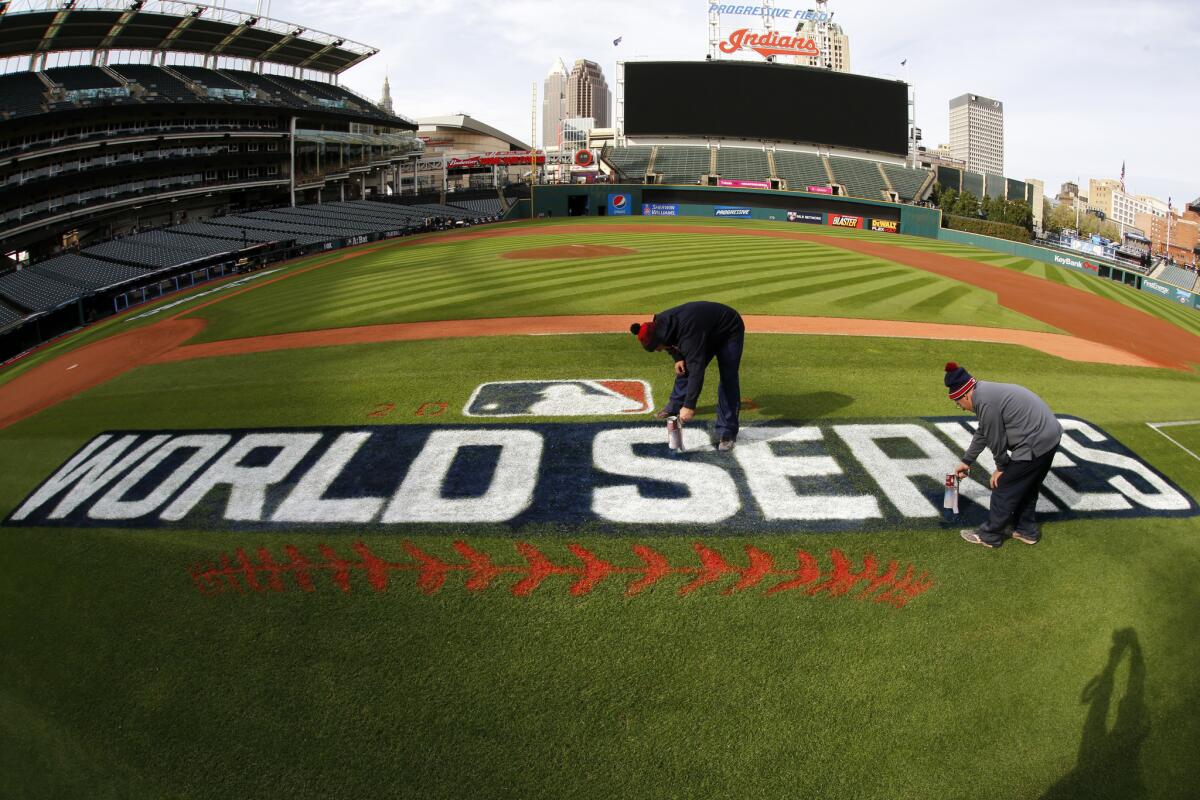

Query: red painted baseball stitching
<box><xmin>190</xmin><ymin>541</ymin><xmax>934</xmax><ymax>607</ymax></box>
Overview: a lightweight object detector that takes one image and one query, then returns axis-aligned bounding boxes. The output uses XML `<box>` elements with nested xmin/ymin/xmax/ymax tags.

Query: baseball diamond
<box><xmin>0</xmin><ymin>8</ymin><xmax>1197</xmax><ymax>788</ymax></box>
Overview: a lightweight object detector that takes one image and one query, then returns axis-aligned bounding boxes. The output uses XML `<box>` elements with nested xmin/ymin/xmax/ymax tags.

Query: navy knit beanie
<box><xmin>944</xmin><ymin>362</ymin><xmax>976</xmax><ymax>399</ymax></box>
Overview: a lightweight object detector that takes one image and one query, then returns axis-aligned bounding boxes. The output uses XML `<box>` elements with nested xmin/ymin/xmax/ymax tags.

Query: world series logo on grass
<box><xmin>465</xmin><ymin>380</ymin><xmax>652</xmax><ymax>416</ymax></box>
<box><xmin>8</xmin><ymin>417</ymin><xmax>1194</xmax><ymax>533</ymax></box>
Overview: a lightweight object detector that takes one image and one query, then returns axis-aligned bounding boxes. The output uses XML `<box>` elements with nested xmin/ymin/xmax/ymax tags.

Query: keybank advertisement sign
<box><xmin>8</xmin><ymin>418</ymin><xmax>1194</xmax><ymax>533</ymax></box>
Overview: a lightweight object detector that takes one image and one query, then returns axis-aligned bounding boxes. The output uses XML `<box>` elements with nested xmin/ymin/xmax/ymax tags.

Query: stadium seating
<box><xmin>769</xmin><ymin>150</ymin><xmax>829</xmax><ymax>191</ymax></box>
<box><xmin>605</xmin><ymin>146</ymin><xmax>655</xmax><ymax>180</ymax></box>
<box><xmin>881</xmin><ymin>164</ymin><xmax>932</xmax><ymax>201</ymax></box>
<box><xmin>30</xmin><ymin>253</ymin><xmax>148</xmax><ymax>290</ymax></box>
<box><xmin>164</xmin><ymin>223</ymin><xmax>280</xmax><ymax>243</ymax></box>
<box><xmin>1155</xmin><ymin>262</ymin><xmax>1199</xmax><ymax>291</ymax></box>
<box><xmin>827</xmin><ymin>156</ymin><xmax>891</xmax><ymax>200</ymax></box>
<box><xmin>43</xmin><ymin>66</ymin><xmax>122</xmax><ymax>90</ymax></box>
<box><xmin>0</xmin><ymin>269</ymin><xmax>83</xmax><ymax>312</ymax></box>
<box><xmin>715</xmin><ymin>148</ymin><xmax>770</xmax><ymax>181</ymax></box>
<box><xmin>449</xmin><ymin>198</ymin><xmax>504</xmax><ymax>216</ymax></box>
<box><xmin>83</xmin><ymin>239</ymin><xmax>214</xmax><ymax>269</ymax></box>
<box><xmin>653</xmin><ymin>146</ymin><xmax>711</xmax><ymax>185</ymax></box>
<box><xmin>0</xmin><ymin>72</ymin><xmax>50</xmax><ymax>120</ymax></box>
<box><xmin>0</xmin><ymin>301</ymin><xmax>24</xmax><ymax>329</ymax></box>
<box><xmin>110</xmin><ymin>65</ymin><xmax>197</xmax><ymax>102</ymax></box>
<box><xmin>133</xmin><ymin>231</ymin><xmax>244</xmax><ymax>258</ymax></box>
<box><xmin>172</xmin><ymin>66</ymin><xmax>246</xmax><ymax>92</ymax></box>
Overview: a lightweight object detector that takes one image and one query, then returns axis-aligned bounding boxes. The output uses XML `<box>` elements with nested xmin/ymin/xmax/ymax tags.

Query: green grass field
<box><xmin>2</xmin><ymin>218</ymin><xmax>1199</xmax><ymax>799</ymax></box>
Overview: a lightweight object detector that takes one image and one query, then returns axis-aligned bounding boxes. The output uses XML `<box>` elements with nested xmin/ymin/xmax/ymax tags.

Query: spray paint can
<box><xmin>667</xmin><ymin>416</ymin><xmax>683</xmax><ymax>451</ymax></box>
<box><xmin>943</xmin><ymin>472</ymin><xmax>960</xmax><ymax>517</ymax></box>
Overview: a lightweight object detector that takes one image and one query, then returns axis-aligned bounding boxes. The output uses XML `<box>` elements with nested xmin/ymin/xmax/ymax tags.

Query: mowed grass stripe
<box><xmin>831</xmin><ymin>274</ymin><xmax>942</xmax><ymax>308</ymax></box>
<box><xmin>906</xmin><ymin>285</ymin><xmax>975</xmax><ymax>314</ymax></box>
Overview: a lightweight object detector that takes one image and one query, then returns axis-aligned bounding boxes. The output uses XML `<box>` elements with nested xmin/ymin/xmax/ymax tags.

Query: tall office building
<box><xmin>948</xmin><ymin>93</ymin><xmax>1004</xmax><ymax>176</ymax></box>
<box><xmin>379</xmin><ymin>73</ymin><xmax>393</xmax><ymax>115</ymax></box>
<box><xmin>1088</xmin><ymin>178</ymin><xmax>1166</xmax><ymax>231</ymax></box>
<box><xmin>542</xmin><ymin>58</ymin><xmax>568</xmax><ymax>149</ymax></box>
<box><xmin>790</xmin><ymin>1</ymin><xmax>850</xmax><ymax>72</ymax></box>
<box><xmin>567</xmin><ymin>59</ymin><xmax>610</xmax><ymax>129</ymax></box>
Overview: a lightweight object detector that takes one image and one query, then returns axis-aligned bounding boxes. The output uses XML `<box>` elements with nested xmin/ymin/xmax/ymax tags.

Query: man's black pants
<box><xmin>977</xmin><ymin>446</ymin><xmax>1059</xmax><ymax>546</ymax></box>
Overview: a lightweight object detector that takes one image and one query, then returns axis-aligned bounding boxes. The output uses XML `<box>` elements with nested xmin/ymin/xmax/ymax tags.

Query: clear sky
<box><xmin>271</xmin><ymin>0</ymin><xmax>1197</xmax><ymax>204</ymax></box>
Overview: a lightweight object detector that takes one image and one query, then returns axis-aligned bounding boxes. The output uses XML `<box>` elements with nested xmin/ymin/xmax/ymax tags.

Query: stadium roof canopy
<box><xmin>417</xmin><ymin>114</ymin><xmax>532</xmax><ymax>152</ymax></box>
<box><xmin>0</xmin><ymin>0</ymin><xmax>377</xmax><ymax>74</ymax></box>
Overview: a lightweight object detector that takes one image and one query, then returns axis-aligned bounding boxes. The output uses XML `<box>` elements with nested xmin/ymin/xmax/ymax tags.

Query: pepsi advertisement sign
<box><xmin>607</xmin><ymin>193</ymin><xmax>632</xmax><ymax>216</ymax></box>
<box><xmin>642</xmin><ymin>203</ymin><xmax>680</xmax><ymax>216</ymax></box>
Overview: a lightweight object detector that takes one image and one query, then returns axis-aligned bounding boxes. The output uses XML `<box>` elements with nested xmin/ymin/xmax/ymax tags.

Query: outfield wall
<box><xmin>937</xmin><ymin>228</ymin><xmax>1200</xmax><ymax>312</ymax></box>
<box><xmin>528</xmin><ymin>184</ymin><xmax>942</xmax><ymax>238</ymax></box>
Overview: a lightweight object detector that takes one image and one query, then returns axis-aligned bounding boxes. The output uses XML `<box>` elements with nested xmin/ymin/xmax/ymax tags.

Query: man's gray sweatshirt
<box><xmin>962</xmin><ymin>381</ymin><xmax>1062</xmax><ymax>468</ymax></box>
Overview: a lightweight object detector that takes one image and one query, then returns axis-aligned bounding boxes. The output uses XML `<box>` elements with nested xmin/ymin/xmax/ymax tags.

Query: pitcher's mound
<box><xmin>502</xmin><ymin>244</ymin><xmax>637</xmax><ymax>260</ymax></box>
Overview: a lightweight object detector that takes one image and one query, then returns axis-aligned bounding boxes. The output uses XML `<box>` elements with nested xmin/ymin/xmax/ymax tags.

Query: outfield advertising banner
<box><xmin>787</xmin><ymin>210</ymin><xmax>823</xmax><ymax>224</ymax></box>
<box><xmin>1141</xmin><ymin>277</ymin><xmax>1194</xmax><ymax>306</ymax></box>
<box><xmin>828</xmin><ymin>214</ymin><xmax>863</xmax><ymax>229</ymax></box>
<box><xmin>870</xmin><ymin>219</ymin><xmax>899</xmax><ymax>234</ymax></box>
<box><xmin>714</xmin><ymin>206</ymin><xmax>753</xmax><ymax>218</ymax></box>
<box><xmin>717</xmin><ymin>179</ymin><xmax>771</xmax><ymax>189</ymax></box>
<box><xmin>8</xmin><ymin>417</ymin><xmax>1194</xmax><ymax>533</ymax></box>
<box><xmin>607</xmin><ymin>193</ymin><xmax>631</xmax><ymax>216</ymax></box>
<box><xmin>642</xmin><ymin>203</ymin><xmax>680</xmax><ymax>217</ymax></box>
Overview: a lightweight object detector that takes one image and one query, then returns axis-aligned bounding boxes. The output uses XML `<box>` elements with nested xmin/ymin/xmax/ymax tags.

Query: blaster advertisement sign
<box><xmin>787</xmin><ymin>210</ymin><xmax>823</xmax><ymax>224</ymax></box>
<box><xmin>828</xmin><ymin>214</ymin><xmax>863</xmax><ymax>229</ymax></box>
<box><xmin>869</xmin><ymin>219</ymin><xmax>899</xmax><ymax>234</ymax></box>
<box><xmin>714</xmin><ymin>206</ymin><xmax>753</xmax><ymax>218</ymax></box>
<box><xmin>719</xmin><ymin>29</ymin><xmax>820</xmax><ymax>59</ymax></box>
<box><xmin>642</xmin><ymin>203</ymin><xmax>680</xmax><ymax>216</ymax></box>
<box><xmin>607</xmin><ymin>193</ymin><xmax>632</xmax><ymax>216</ymax></box>
<box><xmin>8</xmin><ymin>418</ymin><xmax>1194</xmax><ymax>534</ymax></box>
<box><xmin>717</xmin><ymin>178</ymin><xmax>770</xmax><ymax>189</ymax></box>
<box><xmin>806</xmin><ymin>185</ymin><xmax>834</xmax><ymax>195</ymax></box>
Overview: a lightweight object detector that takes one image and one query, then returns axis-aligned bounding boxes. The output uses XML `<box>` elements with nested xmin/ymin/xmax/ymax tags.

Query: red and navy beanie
<box><xmin>944</xmin><ymin>362</ymin><xmax>976</xmax><ymax>400</ymax></box>
<box><xmin>630</xmin><ymin>321</ymin><xmax>657</xmax><ymax>351</ymax></box>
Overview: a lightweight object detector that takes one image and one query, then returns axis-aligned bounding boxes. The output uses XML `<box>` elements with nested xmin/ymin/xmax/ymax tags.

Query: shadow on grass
<box><xmin>1041</xmin><ymin>628</ymin><xmax>1148</xmax><ymax>800</ymax></box>
<box><xmin>739</xmin><ymin>392</ymin><xmax>854</xmax><ymax>421</ymax></box>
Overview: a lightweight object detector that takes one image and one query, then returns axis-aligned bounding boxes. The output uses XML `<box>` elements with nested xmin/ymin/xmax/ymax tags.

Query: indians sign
<box><xmin>719</xmin><ymin>28</ymin><xmax>820</xmax><ymax>59</ymax></box>
<box><xmin>7</xmin><ymin>417</ymin><xmax>1194</xmax><ymax>534</ymax></box>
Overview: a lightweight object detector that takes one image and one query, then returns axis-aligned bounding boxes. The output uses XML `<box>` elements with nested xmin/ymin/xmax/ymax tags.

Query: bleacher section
<box><xmin>0</xmin><ymin>269</ymin><xmax>81</xmax><ymax>312</ymax></box>
<box><xmin>1155</xmin><ymin>262</ymin><xmax>1199</xmax><ymax>291</ymax></box>
<box><xmin>44</xmin><ymin>66</ymin><xmax>122</xmax><ymax>89</ymax></box>
<box><xmin>605</xmin><ymin>146</ymin><xmax>654</xmax><ymax>180</ymax></box>
<box><xmin>83</xmin><ymin>239</ymin><xmax>215</xmax><ymax>269</ymax></box>
<box><xmin>110</xmin><ymin>65</ymin><xmax>196</xmax><ymax>102</ymax></box>
<box><xmin>773</xmin><ymin>150</ymin><xmax>831</xmax><ymax>191</ymax></box>
<box><xmin>449</xmin><ymin>198</ymin><xmax>504</xmax><ymax>216</ymax></box>
<box><xmin>0</xmin><ymin>302</ymin><xmax>22</xmax><ymax>329</ymax></box>
<box><xmin>0</xmin><ymin>64</ymin><xmax>397</xmax><ymax>122</ymax></box>
<box><xmin>826</xmin><ymin>156</ymin><xmax>891</xmax><ymax>200</ymax></box>
<box><xmin>716</xmin><ymin>148</ymin><xmax>770</xmax><ymax>181</ymax></box>
<box><xmin>653</xmin><ymin>147</ymin><xmax>711</xmax><ymax>185</ymax></box>
<box><xmin>881</xmin><ymin>164</ymin><xmax>931</xmax><ymax>201</ymax></box>
<box><xmin>0</xmin><ymin>72</ymin><xmax>49</xmax><ymax>120</ymax></box>
<box><xmin>30</xmin><ymin>253</ymin><xmax>148</xmax><ymax>290</ymax></box>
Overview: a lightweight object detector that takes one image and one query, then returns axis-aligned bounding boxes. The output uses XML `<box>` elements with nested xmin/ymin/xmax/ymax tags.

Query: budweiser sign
<box><xmin>719</xmin><ymin>28</ymin><xmax>819</xmax><ymax>59</ymax></box>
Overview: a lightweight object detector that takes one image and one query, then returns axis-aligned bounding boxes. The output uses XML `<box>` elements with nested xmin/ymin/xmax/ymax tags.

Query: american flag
<box><xmin>1120</xmin><ymin>161</ymin><xmax>1125</xmax><ymax>192</ymax></box>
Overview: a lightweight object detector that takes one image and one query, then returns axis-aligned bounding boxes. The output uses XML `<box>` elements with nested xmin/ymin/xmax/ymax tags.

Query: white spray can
<box><xmin>943</xmin><ymin>472</ymin><xmax>960</xmax><ymax>517</ymax></box>
<box><xmin>667</xmin><ymin>416</ymin><xmax>684</xmax><ymax>451</ymax></box>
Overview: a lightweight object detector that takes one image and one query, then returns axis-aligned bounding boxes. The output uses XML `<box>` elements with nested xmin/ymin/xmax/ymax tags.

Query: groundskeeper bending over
<box><xmin>631</xmin><ymin>301</ymin><xmax>745</xmax><ymax>451</ymax></box>
<box><xmin>945</xmin><ymin>362</ymin><xmax>1063</xmax><ymax>549</ymax></box>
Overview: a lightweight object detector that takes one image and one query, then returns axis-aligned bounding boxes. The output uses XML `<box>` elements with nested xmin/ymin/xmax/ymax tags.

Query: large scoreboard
<box><xmin>624</xmin><ymin>61</ymin><xmax>908</xmax><ymax>156</ymax></box>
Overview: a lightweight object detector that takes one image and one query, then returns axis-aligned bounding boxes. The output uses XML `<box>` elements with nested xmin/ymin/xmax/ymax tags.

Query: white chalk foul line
<box><xmin>1146</xmin><ymin>421</ymin><xmax>1200</xmax><ymax>463</ymax></box>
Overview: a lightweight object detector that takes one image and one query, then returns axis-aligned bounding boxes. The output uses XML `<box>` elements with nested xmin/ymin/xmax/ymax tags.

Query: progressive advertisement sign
<box><xmin>714</xmin><ymin>206</ymin><xmax>753</xmax><ymax>218</ymax></box>
<box><xmin>642</xmin><ymin>203</ymin><xmax>679</xmax><ymax>216</ymax></box>
<box><xmin>828</xmin><ymin>214</ymin><xmax>863</xmax><ymax>229</ymax></box>
<box><xmin>607</xmin><ymin>193</ymin><xmax>632</xmax><ymax>216</ymax></box>
<box><xmin>787</xmin><ymin>210</ymin><xmax>823</xmax><ymax>224</ymax></box>
<box><xmin>717</xmin><ymin>178</ymin><xmax>770</xmax><ymax>189</ymax></box>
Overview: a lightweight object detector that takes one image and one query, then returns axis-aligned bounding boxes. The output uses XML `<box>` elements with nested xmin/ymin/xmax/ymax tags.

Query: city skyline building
<box><xmin>949</xmin><ymin>93</ymin><xmax>1004</xmax><ymax>176</ymax></box>
<box><xmin>379</xmin><ymin>73</ymin><xmax>393</xmax><ymax>115</ymax></box>
<box><xmin>566</xmin><ymin>59</ymin><xmax>610</xmax><ymax>130</ymax></box>
<box><xmin>790</xmin><ymin>0</ymin><xmax>850</xmax><ymax>72</ymax></box>
<box><xmin>541</xmin><ymin>58</ymin><xmax>569</xmax><ymax>149</ymax></box>
<box><xmin>1088</xmin><ymin>178</ymin><xmax>1167</xmax><ymax>233</ymax></box>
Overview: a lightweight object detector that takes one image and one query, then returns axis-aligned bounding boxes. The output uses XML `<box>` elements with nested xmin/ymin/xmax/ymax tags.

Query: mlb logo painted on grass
<box><xmin>7</xmin><ymin>417</ymin><xmax>1195</xmax><ymax>534</ymax></box>
<box><xmin>465</xmin><ymin>380</ymin><xmax>653</xmax><ymax>417</ymax></box>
